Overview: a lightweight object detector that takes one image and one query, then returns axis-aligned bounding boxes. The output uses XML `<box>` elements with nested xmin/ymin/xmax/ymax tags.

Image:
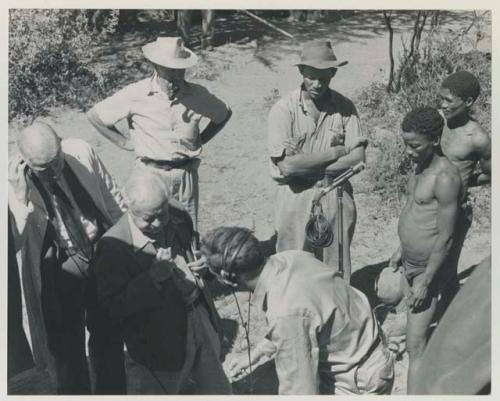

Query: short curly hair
<box><xmin>441</xmin><ymin>70</ymin><xmax>480</xmax><ymax>102</ymax></box>
<box><xmin>401</xmin><ymin>107</ymin><xmax>444</xmax><ymax>140</ymax></box>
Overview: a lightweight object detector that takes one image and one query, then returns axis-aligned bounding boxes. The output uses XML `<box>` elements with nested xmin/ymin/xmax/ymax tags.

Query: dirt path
<box><xmin>8</xmin><ymin>10</ymin><xmax>491</xmax><ymax>395</ymax></box>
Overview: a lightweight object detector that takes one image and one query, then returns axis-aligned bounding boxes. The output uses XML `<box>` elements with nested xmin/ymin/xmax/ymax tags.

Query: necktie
<box><xmin>50</xmin><ymin>181</ymin><xmax>93</xmax><ymax>260</ymax></box>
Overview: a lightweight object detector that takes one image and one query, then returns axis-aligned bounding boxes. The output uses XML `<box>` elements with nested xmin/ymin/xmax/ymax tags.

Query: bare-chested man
<box><xmin>390</xmin><ymin>107</ymin><xmax>462</xmax><ymax>394</ymax></box>
<box><xmin>438</xmin><ymin>70</ymin><xmax>491</xmax><ymax>305</ymax></box>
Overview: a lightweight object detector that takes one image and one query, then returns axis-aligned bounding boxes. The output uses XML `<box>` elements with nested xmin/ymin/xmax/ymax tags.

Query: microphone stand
<box><xmin>312</xmin><ymin>162</ymin><xmax>365</xmax><ymax>281</ymax></box>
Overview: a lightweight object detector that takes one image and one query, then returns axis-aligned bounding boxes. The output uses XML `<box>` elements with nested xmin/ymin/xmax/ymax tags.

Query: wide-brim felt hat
<box><xmin>295</xmin><ymin>40</ymin><xmax>348</xmax><ymax>69</ymax></box>
<box><xmin>142</xmin><ymin>37</ymin><xmax>198</xmax><ymax>69</ymax></box>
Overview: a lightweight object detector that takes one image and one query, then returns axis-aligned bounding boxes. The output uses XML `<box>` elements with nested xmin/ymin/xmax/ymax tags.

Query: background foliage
<box><xmin>356</xmin><ymin>12</ymin><xmax>491</xmax><ymax>206</ymax></box>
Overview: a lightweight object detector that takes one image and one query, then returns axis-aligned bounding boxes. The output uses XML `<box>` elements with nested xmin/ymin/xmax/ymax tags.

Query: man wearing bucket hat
<box><xmin>87</xmin><ymin>37</ymin><xmax>231</xmax><ymax>229</ymax></box>
<box><xmin>268</xmin><ymin>40</ymin><xmax>367</xmax><ymax>273</ymax></box>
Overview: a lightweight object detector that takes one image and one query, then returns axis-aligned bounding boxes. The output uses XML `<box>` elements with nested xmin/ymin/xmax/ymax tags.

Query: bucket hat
<box><xmin>295</xmin><ymin>40</ymin><xmax>348</xmax><ymax>69</ymax></box>
<box><xmin>142</xmin><ymin>37</ymin><xmax>198</xmax><ymax>69</ymax></box>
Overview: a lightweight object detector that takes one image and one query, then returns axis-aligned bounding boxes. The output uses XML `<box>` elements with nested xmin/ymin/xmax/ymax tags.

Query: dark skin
<box><xmin>274</xmin><ymin>66</ymin><xmax>366</xmax><ymax>180</ymax></box>
<box><xmin>390</xmin><ymin>129</ymin><xmax>462</xmax><ymax>394</ymax></box>
<box><xmin>87</xmin><ymin>64</ymin><xmax>232</xmax><ymax>151</ymax></box>
<box><xmin>439</xmin><ymin>87</ymin><xmax>491</xmax><ymax>188</ymax></box>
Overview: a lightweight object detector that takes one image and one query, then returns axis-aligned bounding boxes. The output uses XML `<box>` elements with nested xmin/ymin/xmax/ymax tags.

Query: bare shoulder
<box><xmin>467</xmin><ymin>121</ymin><xmax>490</xmax><ymax>151</ymax></box>
<box><xmin>434</xmin><ymin>158</ymin><xmax>462</xmax><ymax>198</ymax></box>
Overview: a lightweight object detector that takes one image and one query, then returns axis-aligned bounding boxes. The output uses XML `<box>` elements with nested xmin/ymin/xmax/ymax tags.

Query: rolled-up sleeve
<box><xmin>267</xmin><ymin>100</ymin><xmax>293</xmax><ymax>181</ymax></box>
<box><xmin>342</xmin><ymin>103</ymin><xmax>367</xmax><ymax>153</ymax></box>
<box><xmin>91</xmin><ymin>84</ymin><xmax>136</xmax><ymax>127</ymax></box>
<box><xmin>268</xmin><ymin>100</ymin><xmax>292</xmax><ymax>159</ymax></box>
<box><xmin>266</xmin><ymin>314</ymin><xmax>320</xmax><ymax>395</ymax></box>
<box><xmin>195</xmin><ymin>88</ymin><xmax>230</xmax><ymax>124</ymax></box>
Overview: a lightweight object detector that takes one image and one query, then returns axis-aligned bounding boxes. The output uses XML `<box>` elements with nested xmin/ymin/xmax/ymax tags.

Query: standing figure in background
<box><xmin>87</xmin><ymin>36</ymin><xmax>231</xmax><ymax>230</ymax></box>
<box><xmin>267</xmin><ymin>40</ymin><xmax>367</xmax><ymax>274</ymax></box>
<box><xmin>177</xmin><ymin>10</ymin><xmax>216</xmax><ymax>51</ymax></box>
<box><xmin>438</xmin><ymin>70</ymin><xmax>491</xmax><ymax>308</ymax></box>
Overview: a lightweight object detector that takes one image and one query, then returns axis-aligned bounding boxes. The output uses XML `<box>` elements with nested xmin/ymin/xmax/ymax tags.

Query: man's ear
<box><xmin>465</xmin><ymin>96</ymin><xmax>475</xmax><ymax>108</ymax></box>
<box><xmin>433</xmin><ymin>136</ymin><xmax>441</xmax><ymax>147</ymax></box>
<box><xmin>330</xmin><ymin>68</ymin><xmax>337</xmax><ymax>78</ymax></box>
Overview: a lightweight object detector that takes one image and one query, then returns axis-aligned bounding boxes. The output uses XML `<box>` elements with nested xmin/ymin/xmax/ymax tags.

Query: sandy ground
<box><xmin>8</xmin><ymin>10</ymin><xmax>491</xmax><ymax>395</ymax></box>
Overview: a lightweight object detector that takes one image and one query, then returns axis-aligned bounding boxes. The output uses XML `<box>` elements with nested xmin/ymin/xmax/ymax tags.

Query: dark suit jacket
<box><xmin>90</xmin><ymin>212</ymin><xmax>190</xmax><ymax>372</ymax></box>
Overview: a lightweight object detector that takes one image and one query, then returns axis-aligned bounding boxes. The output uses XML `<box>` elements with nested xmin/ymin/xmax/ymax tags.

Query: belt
<box><xmin>185</xmin><ymin>293</ymin><xmax>204</xmax><ymax>312</ymax></box>
<box><xmin>140</xmin><ymin>157</ymin><xmax>193</xmax><ymax>171</ymax></box>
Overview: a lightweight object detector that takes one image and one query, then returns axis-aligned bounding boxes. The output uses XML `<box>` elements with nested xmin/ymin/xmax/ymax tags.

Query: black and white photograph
<box><xmin>6</xmin><ymin>4</ymin><xmax>493</xmax><ymax>396</ymax></box>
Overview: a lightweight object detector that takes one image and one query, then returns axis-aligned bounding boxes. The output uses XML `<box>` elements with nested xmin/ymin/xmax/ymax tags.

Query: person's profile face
<box><xmin>300</xmin><ymin>66</ymin><xmax>334</xmax><ymax>100</ymax></box>
<box><xmin>439</xmin><ymin>87</ymin><xmax>470</xmax><ymax>121</ymax></box>
<box><xmin>130</xmin><ymin>200</ymin><xmax>170</xmax><ymax>237</ymax></box>
<box><xmin>27</xmin><ymin>147</ymin><xmax>64</xmax><ymax>183</ymax></box>
<box><xmin>401</xmin><ymin>130</ymin><xmax>437</xmax><ymax>168</ymax></box>
<box><xmin>155</xmin><ymin>65</ymin><xmax>185</xmax><ymax>100</ymax></box>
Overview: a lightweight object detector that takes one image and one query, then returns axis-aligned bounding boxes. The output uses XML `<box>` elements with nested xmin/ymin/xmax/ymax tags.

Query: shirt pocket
<box><xmin>328</xmin><ymin>120</ymin><xmax>345</xmax><ymax>146</ymax></box>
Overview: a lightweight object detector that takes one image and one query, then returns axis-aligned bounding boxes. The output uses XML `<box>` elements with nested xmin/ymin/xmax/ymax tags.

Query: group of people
<box><xmin>8</xmin><ymin>35</ymin><xmax>490</xmax><ymax>395</ymax></box>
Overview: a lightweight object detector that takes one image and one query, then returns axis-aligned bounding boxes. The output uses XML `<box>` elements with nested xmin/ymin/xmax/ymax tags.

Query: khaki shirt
<box><xmin>93</xmin><ymin>75</ymin><xmax>229</xmax><ymax>161</ymax></box>
<box><xmin>253</xmin><ymin>250</ymin><xmax>380</xmax><ymax>394</ymax></box>
<box><xmin>268</xmin><ymin>87</ymin><xmax>366</xmax><ymax>183</ymax></box>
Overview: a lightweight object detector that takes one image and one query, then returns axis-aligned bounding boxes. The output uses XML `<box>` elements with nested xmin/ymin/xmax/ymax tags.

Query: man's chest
<box><xmin>441</xmin><ymin>126</ymin><xmax>476</xmax><ymax>162</ymax></box>
<box><xmin>130</xmin><ymin>96</ymin><xmax>203</xmax><ymax>130</ymax></box>
<box><xmin>293</xmin><ymin>108</ymin><xmax>346</xmax><ymax>149</ymax></box>
<box><xmin>409</xmin><ymin>172</ymin><xmax>436</xmax><ymax>205</ymax></box>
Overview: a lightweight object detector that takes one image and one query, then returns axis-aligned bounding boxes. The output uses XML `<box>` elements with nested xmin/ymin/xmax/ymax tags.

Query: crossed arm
<box><xmin>274</xmin><ymin>139</ymin><xmax>366</xmax><ymax>179</ymax></box>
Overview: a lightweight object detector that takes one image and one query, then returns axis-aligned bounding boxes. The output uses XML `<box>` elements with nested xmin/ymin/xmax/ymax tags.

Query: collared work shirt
<box><xmin>268</xmin><ymin>87</ymin><xmax>366</xmax><ymax>183</ymax></box>
<box><xmin>253</xmin><ymin>250</ymin><xmax>380</xmax><ymax>394</ymax></box>
<box><xmin>267</xmin><ymin>88</ymin><xmax>365</xmax><ymax>268</ymax></box>
<box><xmin>92</xmin><ymin>75</ymin><xmax>230</xmax><ymax>161</ymax></box>
<box><xmin>127</xmin><ymin>213</ymin><xmax>200</xmax><ymax>304</ymax></box>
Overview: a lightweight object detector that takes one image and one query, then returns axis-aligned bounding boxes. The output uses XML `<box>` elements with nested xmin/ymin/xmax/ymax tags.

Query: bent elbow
<box><xmin>278</xmin><ymin>160</ymin><xmax>298</xmax><ymax>178</ymax></box>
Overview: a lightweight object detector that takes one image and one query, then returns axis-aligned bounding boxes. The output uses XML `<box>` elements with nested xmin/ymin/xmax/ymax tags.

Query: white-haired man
<box><xmin>90</xmin><ymin>171</ymin><xmax>231</xmax><ymax>394</ymax></box>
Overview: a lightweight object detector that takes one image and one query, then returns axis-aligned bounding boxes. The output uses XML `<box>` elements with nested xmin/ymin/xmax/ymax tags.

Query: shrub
<box><xmin>357</xmin><ymin>21</ymin><xmax>491</xmax><ymax>210</ymax></box>
<box><xmin>9</xmin><ymin>9</ymin><xmax>119</xmax><ymax>122</ymax></box>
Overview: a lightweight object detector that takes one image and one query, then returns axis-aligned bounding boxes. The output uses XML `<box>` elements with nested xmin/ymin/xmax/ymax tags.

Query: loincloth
<box><xmin>401</xmin><ymin>256</ymin><xmax>427</xmax><ymax>282</ymax></box>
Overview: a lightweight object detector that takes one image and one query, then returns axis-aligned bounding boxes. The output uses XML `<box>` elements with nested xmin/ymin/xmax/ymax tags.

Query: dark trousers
<box><xmin>46</xmin><ymin>255</ymin><xmax>91</xmax><ymax>394</ymax></box>
<box><xmin>42</xmin><ymin>249</ymin><xmax>126</xmax><ymax>394</ymax></box>
<box><xmin>87</xmin><ymin>304</ymin><xmax>127</xmax><ymax>394</ymax></box>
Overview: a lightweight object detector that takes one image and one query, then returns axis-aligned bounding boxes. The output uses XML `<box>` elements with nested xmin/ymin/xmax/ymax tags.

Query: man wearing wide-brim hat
<box><xmin>268</xmin><ymin>40</ymin><xmax>368</xmax><ymax>278</ymax></box>
<box><xmin>87</xmin><ymin>37</ymin><xmax>232</xmax><ymax>229</ymax></box>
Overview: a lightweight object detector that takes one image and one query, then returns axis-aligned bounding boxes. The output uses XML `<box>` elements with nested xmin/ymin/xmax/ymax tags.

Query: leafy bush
<box><xmin>9</xmin><ymin>9</ymin><xmax>119</xmax><ymax>121</ymax></box>
<box><xmin>357</xmin><ymin>21</ymin><xmax>491</xmax><ymax>208</ymax></box>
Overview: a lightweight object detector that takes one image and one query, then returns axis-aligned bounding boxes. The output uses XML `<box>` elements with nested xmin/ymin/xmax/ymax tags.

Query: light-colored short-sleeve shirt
<box><xmin>92</xmin><ymin>75</ymin><xmax>229</xmax><ymax>161</ymax></box>
<box><xmin>253</xmin><ymin>250</ymin><xmax>379</xmax><ymax>394</ymax></box>
<box><xmin>267</xmin><ymin>88</ymin><xmax>366</xmax><ymax>182</ymax></box>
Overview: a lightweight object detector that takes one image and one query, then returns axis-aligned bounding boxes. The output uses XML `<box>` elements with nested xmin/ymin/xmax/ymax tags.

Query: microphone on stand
<box><xmin>312</xmin><ymin>162</ymin><xmax>366</xmax><ymax>204</ymax></box>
